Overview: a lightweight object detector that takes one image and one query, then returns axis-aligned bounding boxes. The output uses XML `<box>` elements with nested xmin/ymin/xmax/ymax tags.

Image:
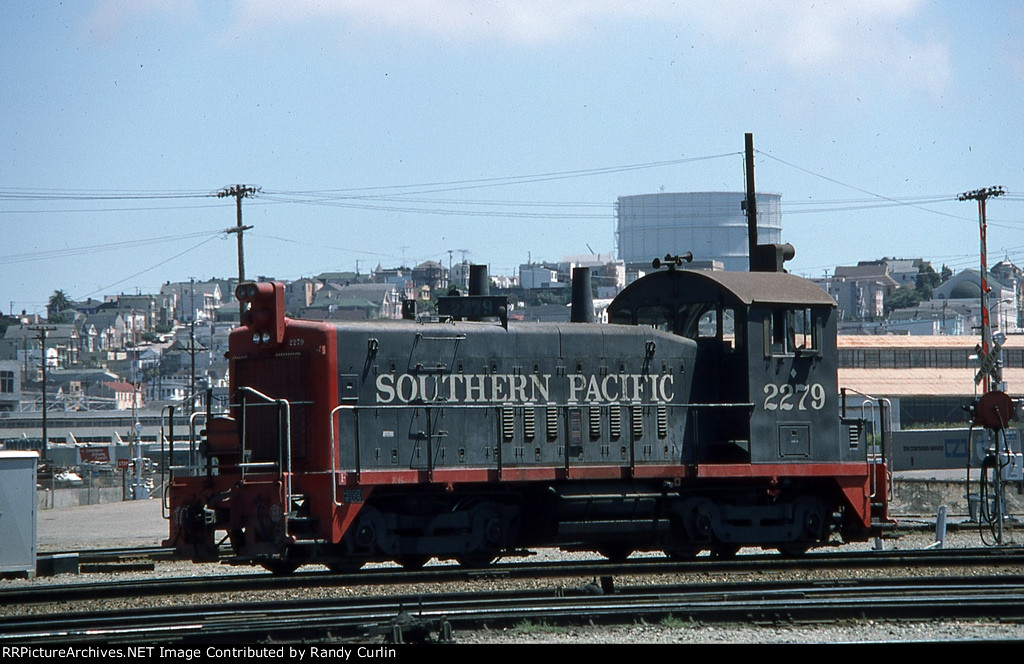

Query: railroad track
<box><xmin>4</xmin><ymin>574</ymin><xmax>1024</xmax><ymax>644</ymax></box>
<box><xmin>9</xmin><ymin>545</ymin><xmax>1024</xmax><ymax>607</ymax></box>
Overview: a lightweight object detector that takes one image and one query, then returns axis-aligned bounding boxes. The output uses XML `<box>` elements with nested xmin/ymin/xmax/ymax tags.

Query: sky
<box><xmin>2</xmin><ymin>0</ymin><xmax>1022</xmax><ymax>316</ymax></box>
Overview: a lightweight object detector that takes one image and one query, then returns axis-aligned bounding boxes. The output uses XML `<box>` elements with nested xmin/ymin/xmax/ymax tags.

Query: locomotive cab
<box><xmin>607</xmin><ymin>265</ymin><xmax>841</xmax><ymax>466</ymax></box>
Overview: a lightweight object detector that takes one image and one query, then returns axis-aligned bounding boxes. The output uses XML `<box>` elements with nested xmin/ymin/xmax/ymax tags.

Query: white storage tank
<box><xmin>616</xmin><ymin>191</ymin><xmax>782</xmax><ymax>272</ymax></box>
<box><xmin>0</xmin><ymin>450</ymin><xmax>38</xmax><ymax>577</ymax></box>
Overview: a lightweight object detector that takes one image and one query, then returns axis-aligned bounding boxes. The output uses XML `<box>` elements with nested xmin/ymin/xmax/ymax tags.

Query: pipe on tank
<box><xmin>571</xmin><ymin>267</ymin><xmax>594</xmax><ymax>323</ymax></box>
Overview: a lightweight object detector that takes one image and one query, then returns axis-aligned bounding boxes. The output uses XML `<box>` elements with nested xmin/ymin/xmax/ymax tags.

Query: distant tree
<box><xmin>941</xmin><ymin>264</ymin><xmax>953</xmax><ymax>282</ymax></box>
<box><xmin>885</xmin><ymin>287</ymin><xmax>924</xmax><ymax>315</ymax></box>
<box><xmin>534</xmin><ymin>290</ymin><xmax>572</xmax><ymax>306</ymax></box>
<box><xmin>47</xmin><ymin>289</ymin><xmax>73</xmax><ymax>323</ymax></box>
<box><xmin>915</xmin><ymin>262</ymin><xmax>941</xmax><ymax>299</ymax></box>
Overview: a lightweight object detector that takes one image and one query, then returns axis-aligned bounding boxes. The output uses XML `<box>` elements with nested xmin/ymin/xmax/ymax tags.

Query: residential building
<box><xmin>0</xmin><ymin>359</ymin><xmax>20</xmax><ymax>412</ymax></box>
<box><xmin>304</xmin><ymin>283</ymin><xmax>404</xmax><ymax>320</ymax></box>
<box><xmin>160</xmin><ymin>281</ymin><xmax>222</xmax><ymax>323</ymax></box>
<box><xmin>820</xmin><ymin>263</ymin><xmax>898</xmax><ymax>321</ymax></box>
<box><xmin>519</xmin><ymin>264</ymin><xmax>562</xmax><ymax>290</ymax></box>
<box><xmin>412</xmin><ymin>261</ymin><xmax>446</xmax><ymax>290</ymax></box>
<box><xmin>88</xmin><ymin>381</ymin><xmax>143</xmax><ymax>411</ymax></box>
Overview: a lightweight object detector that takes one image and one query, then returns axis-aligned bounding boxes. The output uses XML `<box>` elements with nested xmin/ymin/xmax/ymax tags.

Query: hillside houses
<box><xmin>304</xmin><ymin>282</ymin><xmax>406</xmax><ymax>320</ymax></box>
<box><xmin>3</xmin><ymin>249</ymin><xmax>1024</xmax><ymax>423</ymax></box>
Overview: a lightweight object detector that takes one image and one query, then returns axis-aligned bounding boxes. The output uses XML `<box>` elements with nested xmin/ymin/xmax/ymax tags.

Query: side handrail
<box><xmin>329</xmin><ymin>404</ymin><xmax>353</xmax><ymax>507</ymax></box>
<box><xmin>235</xmin><ymin>386</ymin><xmax>293</xmax><ymax>509</ymax></box>
<box><xmin>841</xmin><ymin>387</ymin><xmax>893</xmax><ymax>500</ymax></box>
<box><xmin>159</xmin><ymin>405</ymin><xmax>174</xmax><ymax>518</ymax></box>
<box><xmin>188</xmin><ymin>411</ymin><xmax>207</xmax><ymax>472</ymax></box>
<box><xmin>326</xmin><ymin>400</ymin><xmax>727</xmax><ymax>505</ymax></box>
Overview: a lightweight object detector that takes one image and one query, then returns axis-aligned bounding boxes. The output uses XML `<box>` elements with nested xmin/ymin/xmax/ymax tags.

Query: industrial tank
<box><xmin>616</xmin><ymin>192</ymin><xmax>782</xmax><ymax>272</ymax></box>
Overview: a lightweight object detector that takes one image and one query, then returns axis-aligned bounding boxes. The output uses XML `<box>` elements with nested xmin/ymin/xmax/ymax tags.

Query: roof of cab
<box><xmin>611</xmin><ymin>268</ymin><xmax>836</xmax><ymax>309</ymax></box>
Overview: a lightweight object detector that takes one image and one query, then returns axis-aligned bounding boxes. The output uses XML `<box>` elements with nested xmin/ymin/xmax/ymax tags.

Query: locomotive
<box><xmin>164</xmin><ymin>246</ymin><xmax>890</xmax><ymax>573</ymax></box>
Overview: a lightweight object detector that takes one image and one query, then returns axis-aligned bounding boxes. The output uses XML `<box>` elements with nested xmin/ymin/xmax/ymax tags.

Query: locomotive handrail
<box><xmin>329</xmin><ymin>403</ymin><xmax>353</xmax><ymax>507</ymax></box>
<box><xmin>325</xmin><ymin>399</ymin><xmax>747</xmax><ymax>499</ymax></box>
<box><xmin>171</xmin><ymin>409</ymin><xmax>208</xmax><ymax>477</ymax></box>
<box><xmin>840</xmin><ymin>387</ymin><xmax>894</xmax><ymax>502</ymax></box>
<box><xmin>235</xmin><ymin>386</ymin><xmax>293</xmax><ymax>514</ymax></box>
<box><xmin>237</xmin><ymin>461</ymin><xmax>279</xmax><ymax>469</ymax></box>
<box><xmin>159</xmin><ymin>405</ymin><xmax>171</xmax><ymax>518</ymax></box>
<box><xmin>158</xmin><ymin>387</ymin><xmax>226</xmax><ymax>490</ymax></box>
<box><xmin>327</xmin><ymin>401</ymin><xmax>754</xmax><ymax>410</ymax></box>
<box><xmin>227</xmin><ymin>399</ymin><xmax>316</xmax><ymax>407</ymax></box>
<box><xmin>412</xmin><ymin>333</ymin><xmax>467</xmax><ymax>341</ymax></box>
<box><xmin>157</xmin><ymin>405</ymin><xmax>207</xmax><ymax>484</ymax></box>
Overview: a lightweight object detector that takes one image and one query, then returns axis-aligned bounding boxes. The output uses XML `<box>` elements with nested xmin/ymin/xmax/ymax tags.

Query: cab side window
<box><xmin>636</xmin><ymin>305</ymin><xmax>674</xmax><ymax>332</ymax></box>
<box><xmin>765</xmin><ymin>307</ymin><xmax>820</xmax><ymax>356</ymax></box>
<box><xmin>680</xmin><ymin>304</ymin><xmax>742</xmax><ymax>352</ymax></box>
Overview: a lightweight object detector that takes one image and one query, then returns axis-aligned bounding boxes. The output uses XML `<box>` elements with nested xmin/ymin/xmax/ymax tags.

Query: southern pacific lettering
<box><xmin>373</xmin><ymin>372</ymin><xmax>674</xmax><ymax>405</ymax></box>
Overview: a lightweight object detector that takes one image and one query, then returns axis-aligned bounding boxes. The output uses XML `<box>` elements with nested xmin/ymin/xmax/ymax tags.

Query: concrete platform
<box><xmin>37</xmin><ymin>498</ymin><xmax>167</xmax><ymax>552</ymax></box>
<box><xmin>31</xmin><ymin>473</ymin><xmax>1024</xmax><ymax>553</ymax></box>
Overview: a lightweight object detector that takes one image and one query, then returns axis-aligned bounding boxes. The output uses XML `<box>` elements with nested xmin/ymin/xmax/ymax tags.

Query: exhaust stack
<box><xmin>468</xmin><ymin>264</ymin><xmax>490</xmax><ymax>296</ymax></box>
<box><xmin>570</xmin><ymin>267</ymin><xmax>594</xmax><ymax>323</ymax></box>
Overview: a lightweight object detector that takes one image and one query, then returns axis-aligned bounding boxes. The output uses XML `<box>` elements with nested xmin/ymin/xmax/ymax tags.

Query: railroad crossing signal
<box><xmin>975</xmin><ymin>342</ymin><xmax>1002</xmax><ymax>386</ymax></box>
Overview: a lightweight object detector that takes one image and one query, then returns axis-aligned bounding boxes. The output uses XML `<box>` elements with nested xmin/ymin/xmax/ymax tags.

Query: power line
<box><xmin>268</xmin><ymin>153</ymin><xmax>740</xmax><ymax>198</ymax></box>
<box><xmin>71</xmin><ymin>234</ymin><xmax>224</xmax><ymax>302</ymax></box>
<box><xmin>0</xmin><ymin>230</ymin><xmax>224</xmax><ymax>265</ymax></box>
<box><xmin>0</xmin><ymin>188</ymin><xmax>215</xmax><ymax>201</ymax></box>
<box><xmin>0</xmin><ymin>202</ymin><xmax>225</xmax><ymax>215</ymax></box>
<box><xmin>755</xmin><ymin>150</ymin><xmax>981</xmax><ymax>224</ymax></box>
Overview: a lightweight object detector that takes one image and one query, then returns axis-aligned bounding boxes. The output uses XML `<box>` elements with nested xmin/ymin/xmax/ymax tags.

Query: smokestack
<box><xmin>570</xmin><ymin>267</ymin><xmax>594</xmax><ymax>323</ymax></box>
<box><xmin>745</xmin><ymin>132</ymin><xmax>758</xmax><ymax>272</ymax></box>
<box><xmin>468</xmin><ymin>264</ymin><xmax>489</xmax><ymax>296</ymax></box>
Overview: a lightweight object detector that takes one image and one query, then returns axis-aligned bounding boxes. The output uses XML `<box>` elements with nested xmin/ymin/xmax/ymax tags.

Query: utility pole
<box><xmin>28</xmin><ymin>325</ymin><xmax>56</xmax><ymax>461</ymax></box>
<box><xmin>959</xmin><ymin>186</ymin><xmax>1005</xmax><ymax>392</ymax></box>
<box><xmin>218</xmin><ymin>184</ymin><xmax>260</xmax><ymax>320</ymax></box>
<box><xmin>190</xmin><ymin>278</ymin><xmax>196</xmax><ymax>417</ymax></box>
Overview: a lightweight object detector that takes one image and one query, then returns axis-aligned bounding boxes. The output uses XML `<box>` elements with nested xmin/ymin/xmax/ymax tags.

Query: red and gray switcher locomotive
<box><xmin>164</xmin><ymin>247</ymin><xmax>890</xmax><ymax>573</ymax></box>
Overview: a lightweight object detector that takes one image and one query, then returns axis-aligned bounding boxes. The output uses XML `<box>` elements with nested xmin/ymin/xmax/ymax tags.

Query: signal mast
<box><xmin>959</xmin><ymin>186</ymin><xmax>1019</xmax><ymax>544</ymax></box>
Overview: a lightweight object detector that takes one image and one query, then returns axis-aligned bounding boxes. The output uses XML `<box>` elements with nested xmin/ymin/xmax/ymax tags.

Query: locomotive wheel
<box><xmin>261</xmin><ymin>559</ymin><xmax>300</xmax><ymax>575</ymax></box>
<box><xmin>456</xmin><ymin>552</ymin><xmax>497</xmax><ymax>568</ymax></box>
<box><xmin>397</xmin><ymin>555</ymin><xmax>430</xmax><ymax>570</ymax></box>
<box><xmin>597</xmin><ymin>544</ymin><xmax>634</xmax><ymax>563</ymax></box>
<box><xmin>777</xmin><ymin>543</ymin><xmax>810</xmax><ymax>558</ymax></box>
<box><xmin>711</xmin><ymin>544</ymin><xmax>740</xmax><ymax>559</ymax></box>
<box><xmin>665</xmin><ymin>545</ymin><xmax>700</xmax><ymax>561</ymax></box>
<box><xmin>327</xmin><ymin>559</ymin><xmax>365</xmax><ymax>574</ymax></box>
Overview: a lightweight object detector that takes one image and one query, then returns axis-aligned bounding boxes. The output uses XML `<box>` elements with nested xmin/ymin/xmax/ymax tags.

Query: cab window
<box><xmin>681</xmin><ymin>304</ymin><xmax>742</xmax><ymax>351</ymax></box>
<box><xmin>766</xmin><ymin>307</ymin><xmax>820</xmax><ymax>356</ymax></box>
<box><xmin>636</xmin><ymin>305</ymin><xmax>674</xmax><ymax>332</ymax></box>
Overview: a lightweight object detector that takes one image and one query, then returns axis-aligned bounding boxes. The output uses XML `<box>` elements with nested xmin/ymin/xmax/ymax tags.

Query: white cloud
<box><xmin>683</xmin><ymin>0</ymin><xmax>951</xmax><ymax>98</ymax></box>
<box><xmin>83</xmin><ymin>0</ymin><xmax>952</xmax><ymax>96</ymax></box>
<box><xmin>225</xmin><ymin>0</ymin><xmax>648</xmax><ymax>45</ymax></box>
<box><xmin>84</xmin><ymin>0</ymin><xmax>200</xmax><ymax>41</ymax></box>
